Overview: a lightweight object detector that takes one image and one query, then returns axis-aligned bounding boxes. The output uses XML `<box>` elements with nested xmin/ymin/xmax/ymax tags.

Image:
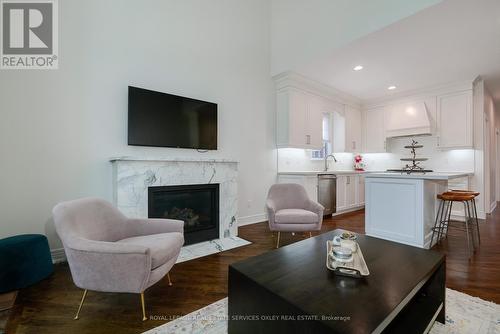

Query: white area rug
<box><xmin>143</xmin><ymin>289</ymin><xmax>500</xmax><ymax>334</ymax></box>
<box><xmin>176</xmin><ymin>237</ymin><xmax>251</xmax><ymax>263</ymax></box>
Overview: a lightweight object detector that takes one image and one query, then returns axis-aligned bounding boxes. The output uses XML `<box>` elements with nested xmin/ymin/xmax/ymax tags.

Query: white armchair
<box><xmin>266</xmin><ymin>183</ymin><xmax>324</xmax><ymax>248</ymax></box>
<box><xmin>53</xmin><ymin>197</ymin><xmax>184</xmax><ymax>321</ymax></box>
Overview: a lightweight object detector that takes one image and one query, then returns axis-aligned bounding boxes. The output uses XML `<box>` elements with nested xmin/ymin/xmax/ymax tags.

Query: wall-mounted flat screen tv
<box><xmin>128</xmin><ymin>86</ymin><xmax>217</xmax><ymax>150</ymax></box>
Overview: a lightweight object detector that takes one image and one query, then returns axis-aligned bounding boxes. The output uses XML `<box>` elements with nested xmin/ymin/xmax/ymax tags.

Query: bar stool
<box><xmin>431</xmin><ymin>191</ymin><xmax>480</xmax><ymax>258</ymax></box>
<box><xmin>449</xmin><ymin>190</ymin><xmax>480</xmax><ymax>244</ymax></box>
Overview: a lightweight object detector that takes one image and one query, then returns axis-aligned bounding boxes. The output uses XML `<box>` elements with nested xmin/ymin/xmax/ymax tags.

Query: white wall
<box><xmin>0</xmin><ymin>0</ymin><xmax>276</xmax><ymax>249</ymax></box>
<box><xmin>496</xmin><ymin>99</ymin><xmax>500</xmax><ymax>202</ymax></box>
<box><xmin>471</xmin><ymin>78</ymin><xmax>486</xmax><ymax>217</ymax></box>
<box><xmin>484</xmin><ymin>85</ymin><xmax>498</xmax><ymax>210</ymax></box>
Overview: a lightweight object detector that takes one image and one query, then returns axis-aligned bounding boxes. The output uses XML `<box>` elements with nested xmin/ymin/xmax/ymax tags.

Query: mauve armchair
<box><xmin>53</xmin><ymin>197</ymin><xmax>184</xmax><ymax>321</ymax></box>
<box><xmin>266</xmin><ymin>183</ymin><xmax>324</xmax><ymax>248</ymax></box>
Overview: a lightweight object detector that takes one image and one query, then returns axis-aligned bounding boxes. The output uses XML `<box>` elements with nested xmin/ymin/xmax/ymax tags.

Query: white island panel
<box><xmin>365</xmin><ymin>176</ymin><xmax>448</xmax><ymax>249</ymax></box>
<box><xmin>366</xmin><ymin>178</ymin><xmax>421</xmax><ymax>245</ymax></box>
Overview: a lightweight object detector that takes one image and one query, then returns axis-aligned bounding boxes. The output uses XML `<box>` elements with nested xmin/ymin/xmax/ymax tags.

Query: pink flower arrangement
<box><xmin>354</xmin><ymin>154</ymin><xmax>365</xmax><ymax>171</ymax></box>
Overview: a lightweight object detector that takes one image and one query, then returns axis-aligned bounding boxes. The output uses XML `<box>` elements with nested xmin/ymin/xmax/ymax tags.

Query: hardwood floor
<box><xmin>4</xmin><ymin>207</ymin><xmax>499</xmax><ymax>334</ymax></box>
<box><xmin>432</xmin><ymin>205</ymin><xmax>500</xmax><ymax>302</ymax></box>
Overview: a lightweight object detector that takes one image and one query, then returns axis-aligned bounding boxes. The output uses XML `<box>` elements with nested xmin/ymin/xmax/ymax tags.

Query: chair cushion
<box><xmin>275</xmin><ymin>209</ymin><xmax>319</xmax><ymax>224</ymax></box>
<box><xmin>117</xmin><ymin>232</ymin><xmax>183</xmax><ymax>269</ymax></box>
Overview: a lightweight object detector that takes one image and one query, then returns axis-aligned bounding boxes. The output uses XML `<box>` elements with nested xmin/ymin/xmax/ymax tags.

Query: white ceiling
<box><xmin>297</xmin><ymin>0</ymin><xmax>500</xmax><ymax>102</ymax></box>
<box><xmin>270</xmin><ymin>0</ymin><xmax>441</xmax><ymax>75</ymax></box>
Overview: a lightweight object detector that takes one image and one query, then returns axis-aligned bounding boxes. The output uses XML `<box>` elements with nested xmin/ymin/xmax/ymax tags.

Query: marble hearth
<box><xmin>110</xmin><ymin>157</ymin><xmax>250</xmax><ymax>262</ymax></box>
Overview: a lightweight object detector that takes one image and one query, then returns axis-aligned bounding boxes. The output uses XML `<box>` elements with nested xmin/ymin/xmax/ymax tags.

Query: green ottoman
<box><xmin>0</xmin><ymin>234</ymin><xmax>54</xmax><ymax>293</ymax></box>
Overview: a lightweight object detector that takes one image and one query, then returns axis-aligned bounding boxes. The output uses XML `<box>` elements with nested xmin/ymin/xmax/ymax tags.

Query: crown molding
<box><xmin>273</xmin><ymin>71</ymin><xmax>362</xmax><ymax>108</ymax></box>
<box><xmin>362</xmin><ymin>80</ymin><xmax>474</xmax><ymax>109</ymax></box>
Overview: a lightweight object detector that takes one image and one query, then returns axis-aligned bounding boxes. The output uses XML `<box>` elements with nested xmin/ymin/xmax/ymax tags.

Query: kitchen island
<box><xmin>365</xmin><ymin>172</ymin><xmax>472</xmax><ymax>249</ymax></box>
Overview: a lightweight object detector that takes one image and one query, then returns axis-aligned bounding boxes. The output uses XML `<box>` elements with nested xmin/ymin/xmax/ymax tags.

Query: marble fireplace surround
<box><xmin>110</xmin><ymin>157</ymin><xmax>250</xmax><ymax>262</ymax></box>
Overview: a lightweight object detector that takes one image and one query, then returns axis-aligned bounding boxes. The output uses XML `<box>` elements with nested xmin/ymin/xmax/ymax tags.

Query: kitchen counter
<box><xmin>365</xmin><ymin>172</ymin><xmax>472</xmax><ymax>180</ymax></box>
<box><xmin>277</xmin><ymin>170</ymin><xmax>368</xmax><ymax>215</ymax></box>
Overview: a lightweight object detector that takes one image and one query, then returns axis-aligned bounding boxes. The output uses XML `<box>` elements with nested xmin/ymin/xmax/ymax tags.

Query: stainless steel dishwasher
<box><xmin>318</xmin><ymin>174</ymin><xmax>336</xmax><ymax>215</ymax></box>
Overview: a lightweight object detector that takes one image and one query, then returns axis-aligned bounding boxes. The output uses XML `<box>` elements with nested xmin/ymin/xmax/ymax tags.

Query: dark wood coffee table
<box><xmin>228</xmin><ymin>230</ymin><xmax>445</xmax><ymax>333</ymax></box>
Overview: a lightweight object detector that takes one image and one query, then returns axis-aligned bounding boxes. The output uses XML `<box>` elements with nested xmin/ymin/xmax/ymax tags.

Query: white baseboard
<box><xmin>238</xmin><ymin>213</ymin><xmax>267</xmax><ymax>226</ymax></box>
<box><xmin>333</xmin><ymin>206</ymin><xmax>364</xmax><ymax>216</ymax></box>
<box><xmin>451</xmin><ymin>210</ymin><xmax>486</xmax><ymax>221</ymax></box>
<box><xmin>490</xmin><ymin>201</ymin><xmax>497</xmax><ymax>214</ymax></box>
<box><xmin>51</xmin><ymin>248</ymin><xmax>66</xmax><ymax>264</ymax></box>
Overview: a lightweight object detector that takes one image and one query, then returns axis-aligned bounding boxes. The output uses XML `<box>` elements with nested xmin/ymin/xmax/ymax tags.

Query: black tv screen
<box><xmin>128</xmin><ymin>86</ymin><xmax>217</xmax><ymax>150</ymax></box>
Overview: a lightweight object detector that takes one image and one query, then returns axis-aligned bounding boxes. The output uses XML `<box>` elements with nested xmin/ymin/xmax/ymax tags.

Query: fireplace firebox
<box><xmin>148</xmin><ymin>184</ymin><xmax>219</xmax><ymax>245</ymax></box>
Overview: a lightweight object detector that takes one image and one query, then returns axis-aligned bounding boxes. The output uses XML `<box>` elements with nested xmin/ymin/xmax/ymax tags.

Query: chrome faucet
<box><xmin>324</xmin><ymin>153</ymin><xmax>337</xmax><ymax>171</ymax></box>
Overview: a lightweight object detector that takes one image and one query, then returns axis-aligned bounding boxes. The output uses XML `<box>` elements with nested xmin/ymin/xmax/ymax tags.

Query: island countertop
<box><xmin>277</xmin><ymin>170</ymin><xmax>381</xmax><ymax>176</ymax></box>
<box><xmin>365</xmin><ymin>172</ymin><xmax>472</xmax><ymax>180</ymax></box>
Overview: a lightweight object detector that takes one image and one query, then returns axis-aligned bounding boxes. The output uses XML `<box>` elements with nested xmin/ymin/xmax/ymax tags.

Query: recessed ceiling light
<box><xmin>353</xmin><ymin>65</ymin><xmax>363</xmax><ymax>71</ymax></box>
<box><xmin>388</xmin><ymin>85</ymin><xmax>397</xmax><ymax>90</ymax></box>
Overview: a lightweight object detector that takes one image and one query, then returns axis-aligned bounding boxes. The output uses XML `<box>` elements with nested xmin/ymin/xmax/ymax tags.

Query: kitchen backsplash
<box><xmin>277</xmin><ymin>136</ymin><xmax>474</xmax><ymax>173</ymax></box>
<box><xmin>277</xmin><ymin>149</ymin><xmax>355</xmax><ymax>171</ymax></box>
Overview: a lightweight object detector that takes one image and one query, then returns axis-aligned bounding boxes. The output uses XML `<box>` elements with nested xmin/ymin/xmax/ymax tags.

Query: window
<box><xmin>311</xmin><ymin>113</ymin><xmax>332</xmax><ymax>159</ymax></box>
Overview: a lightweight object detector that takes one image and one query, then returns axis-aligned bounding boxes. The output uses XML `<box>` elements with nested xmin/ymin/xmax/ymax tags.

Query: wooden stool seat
<box><xmin>437</xmin><ymin>192</ymin><xmax>475</xmax><ymax>202</ymax></box>
<box><xmin>449</xmin><ymin>189</ymin><xmax>480</xmax><ymax>197</ymax></box>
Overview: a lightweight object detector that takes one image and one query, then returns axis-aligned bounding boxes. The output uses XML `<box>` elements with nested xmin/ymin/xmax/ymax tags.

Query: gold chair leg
<box><xmin>74</xmin><ymin>289</ymin><xmax>88</xmax><ymax>320</ymax></box>
<box><xmin>309</xmin><ymin>232</ymin><xmax>312</xmax><ymax>238</ymax></box>
<box><xmin>276</xmin><ymin>231</ymin><xmax>281</xmax><ymax>248</ymax></box>
<box><xmin>167</xmin><ymin>273</ymin><xmax>173</xmax><ymax>286</ymax></box>
<box><xmin>140</xmin><ymin>292</ymin><xmax>147</xmax><ymax>321</ymax></box>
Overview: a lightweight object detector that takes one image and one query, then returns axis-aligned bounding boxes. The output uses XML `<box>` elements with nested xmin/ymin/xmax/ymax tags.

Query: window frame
<box><xmin>311</xmin><ymin>112</ymin><xmax>333</xmax><ymax>160</ymax></box>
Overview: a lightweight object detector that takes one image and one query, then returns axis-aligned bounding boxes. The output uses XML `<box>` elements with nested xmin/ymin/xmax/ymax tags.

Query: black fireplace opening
<box><xmin>148</xmin><ymin>184</ymin><xmax>219</xmax><ymax>245</ymax></box>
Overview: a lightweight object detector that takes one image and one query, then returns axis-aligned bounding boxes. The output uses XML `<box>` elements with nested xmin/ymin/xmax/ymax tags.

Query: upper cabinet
<box><xmin>276</xmin><ymin>88</ymin><xmax>323</xmax><ymax>149</ymax></box>
<box><xmin>363</xmin><ymin>107</ymin><xmax>386</xmax><ymax>153</ymax></box>
<box><xmin>274</xmin><ymin>72</ymin><xmax>363</xmax><ymax>151</ymax></box>
<box><xmin>436</xmin><ymin>90</ymin><xmax>473</xmax><ymax>149</ymax></box>
<box><xmin>331</xmin><ymin>105</ymin><xmax>363</xmax><ymax>153</ymax></box>
<box><xmin>332</xmin><ymin>108</ymin><xmax>346</xmax><ymax>153</ymax></box>
<box><xmin>345</xmin><ymin>105</ymin><xmax>362</xmax><ymax>152</ymax></box>
<box><xmin>275</xmin><ymin>73</ymin><xmax>474</xmax><ymax>153</ymax></box>
<box><xmin>308</xmin><ymin>94</ymin><xmax>329</xmax><ymax>147</ymax></box>
<box><xmin>361</xmin><ymin>84</ymin><xmax>474</xmax><ymax>152</ymax></box>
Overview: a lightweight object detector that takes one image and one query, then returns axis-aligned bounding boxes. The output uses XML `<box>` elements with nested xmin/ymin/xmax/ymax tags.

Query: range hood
<box><xmin>385</xmin><ymin>102</ymin><xmax>432</xmax><ymax>138</ymax></box>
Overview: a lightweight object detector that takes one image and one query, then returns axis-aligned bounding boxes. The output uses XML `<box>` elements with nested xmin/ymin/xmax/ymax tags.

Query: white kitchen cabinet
<box><xmin>345</xmin><ymin>105</ymin><xmax>362</xmax><ymax>152</ymax></box>
<box><xmin>436</xmin><ymin>90</ymin><xmax>473</xmax><ymax>149</ymax></box>
<box><xmin>363</xmin><ymin>107</ymin><xmax>386</xmax><ymax>153</ymax></box>
<box><xmin>307</xmin><ymin>95</ymin><xmax>327</xmax><ymax>147</ymax></box>
<box><xmin>276</xmin><ymin>88</ymin><xmax>323</xmax><ymax>149</ymax></box>
<box><xmin>345</xmin><ymin>175</ymin><xmax>356</xmax><ymax>208</ymax></box>
<box><xmin>336</xmin><ymin>174</ymin><xmax>365</xmax><ymax>212</ymax></box>
<box><xmin>332</xmin><ymin>105</ymin><xmax>363</xmax><ymax>153</ymax></box>
<box><xmin>332</xmin><ymin>109</ymin><xmax>346</xmax><ymax>153</ymax></box>
<box><xmin>336</xmin><ymin>175</ymin><xmax>347</xmax><ymax>211</ymax></box>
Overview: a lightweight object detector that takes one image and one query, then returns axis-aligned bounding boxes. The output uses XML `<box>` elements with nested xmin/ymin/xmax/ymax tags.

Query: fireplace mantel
<box><xmin>111</xmin><ymin>158</ymin><xmax>238</xmax><ymax>240</ymax></box>
<box><xmin>110</xmin><ymin>156</ymin><xmax>238</xmax><ymax>163</ymax></box>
